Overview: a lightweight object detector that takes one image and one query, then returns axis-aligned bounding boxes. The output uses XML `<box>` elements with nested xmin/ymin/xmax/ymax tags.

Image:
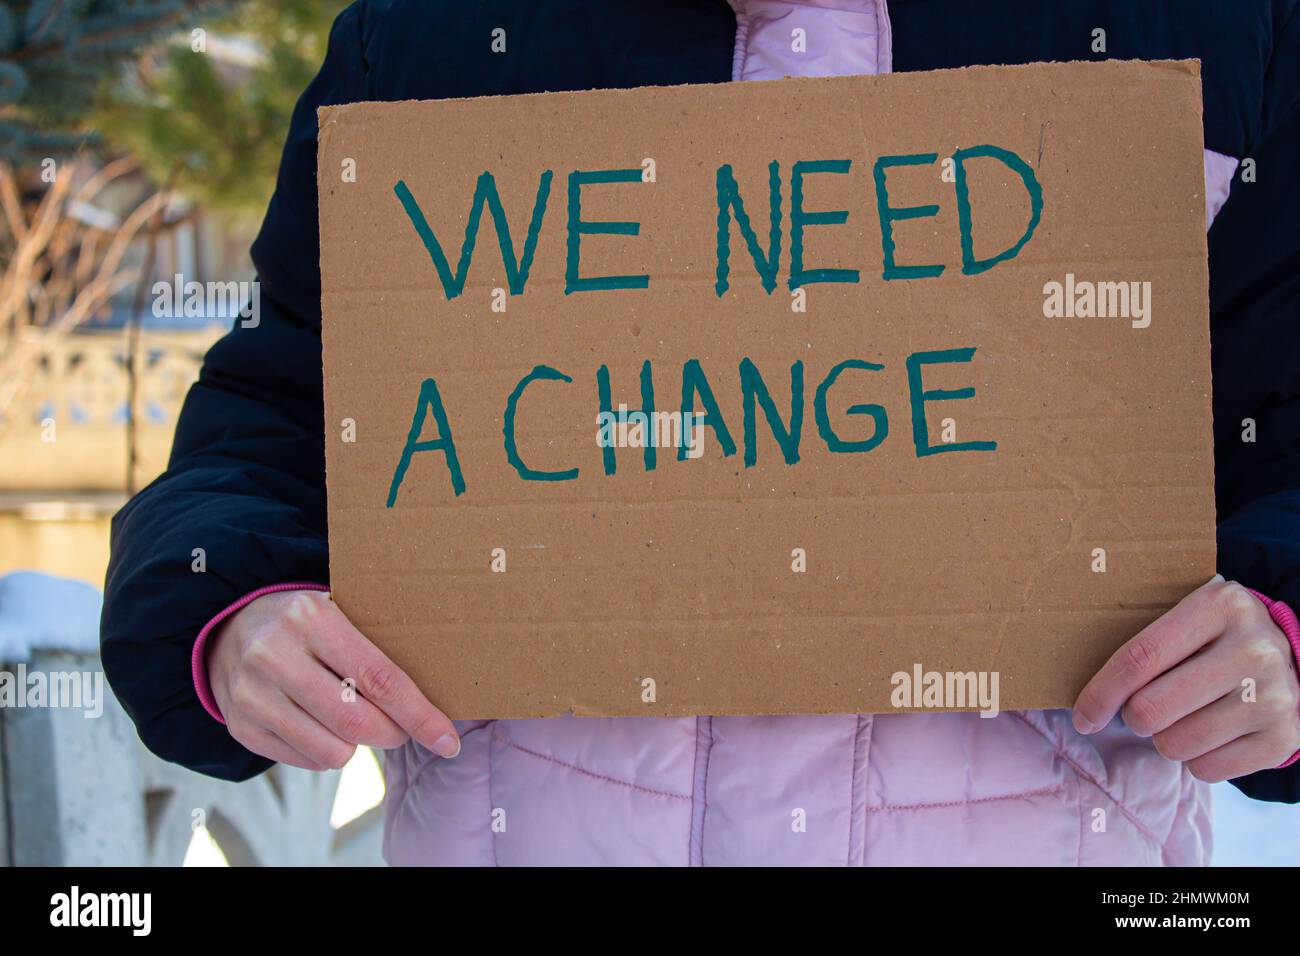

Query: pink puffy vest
<box><xmin>382</xmin><ymin>0</ymin><xmax>1225</xmax><ymax>866</ymax></box>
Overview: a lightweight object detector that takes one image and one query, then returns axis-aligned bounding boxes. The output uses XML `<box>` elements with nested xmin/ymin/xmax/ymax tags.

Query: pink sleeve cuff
<box><xmin>191</xmin><ymin>582</ymin><xmax>331</xmax><ymax>725</ymax></box>
<box><xmin>1246</xmin><ymin>588</ymin><xmax>1300</xmax><ymax>770</ymax></box>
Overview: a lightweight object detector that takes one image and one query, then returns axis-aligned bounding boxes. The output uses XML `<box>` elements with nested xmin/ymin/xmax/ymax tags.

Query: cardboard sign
<box><xmin>317</xmin><ymin>60</ymin><xmax>1215</xmax><ymax>719</ymax></box>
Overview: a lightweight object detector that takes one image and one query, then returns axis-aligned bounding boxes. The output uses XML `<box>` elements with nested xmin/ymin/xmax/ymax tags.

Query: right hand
<box><xmin>208</xmin><ymin>589</ymin><xmax>460</xmax><ymax>770</ymax></box>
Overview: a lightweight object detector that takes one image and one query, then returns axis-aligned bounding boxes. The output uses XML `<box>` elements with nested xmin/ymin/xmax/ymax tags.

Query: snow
<box><xmin>0</xmin><ymin>570</ymin><xmax>103</xmax><ymax>661</ymax></box>
<box><xmin>1212</xmin><ymin>782</ymin><xmax>1300</xmax><ymax>866</ymax></box>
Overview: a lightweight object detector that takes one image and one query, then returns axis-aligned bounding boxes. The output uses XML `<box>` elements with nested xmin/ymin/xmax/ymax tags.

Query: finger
<box><xmin>1151</xmin><ymin>691</ymin><xmax>1263</xmax><ymax>763</ymax></box>
<box><xmin>254</xmin><ymin>689</ymin><xmax>357</xmax><ymax>770</ymax></box>
<box><xmin>307</xmin><ymin>617</ymin><xmax>459</xmax><ymax>757</ymax></box>
<box><xmin>1073</xmin><ymin>575</ymin><xmax>1227</xmax><ymax>734</ymax></box>
<box><xmin>230</xmin><ymin>722</ymin><xmax>328</xmax><ymax>771</ymax></box>
<box><xmin>287</xmin><ymin>662</ymin><xmax>408</xmax><ymax>749</ymax></box>
<box><xmin>1185</xmin><ymin>732</ymin><xmax>1292</xmax><ymax>784</ymax></box>
<box><xmin>1121</xmin><ymin>641</ymin><xmax>1242</xmax><ymax>737</ymax></box>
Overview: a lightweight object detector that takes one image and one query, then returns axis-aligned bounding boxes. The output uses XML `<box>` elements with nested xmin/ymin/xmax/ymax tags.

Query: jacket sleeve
<box><xmin>1219</xmin><ymin>496</ymin><xmax>1300</xmax><ymax>802</ymax></box>
<box><xmin>1211</xmin><ymin>12</ymin><xmax>1300</xmax><ymax>803</ymax></box>
<box><xmin>99</xmin><ymin>4</ymin><xmax>366</xmax><ymax>781</ymax></box>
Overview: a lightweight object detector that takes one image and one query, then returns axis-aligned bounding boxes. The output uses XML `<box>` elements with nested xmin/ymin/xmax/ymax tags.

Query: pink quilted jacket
<box><xmin>378</xmin><ymin>0</ymin><xmax>1236</xmax><ymax>866</ymax></box>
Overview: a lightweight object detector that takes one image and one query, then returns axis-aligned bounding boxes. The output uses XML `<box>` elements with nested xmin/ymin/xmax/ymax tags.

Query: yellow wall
<box><xmin>0</xmin><ymin>512</ymin><xmax>113</xmax><ymax>587</ymax></box>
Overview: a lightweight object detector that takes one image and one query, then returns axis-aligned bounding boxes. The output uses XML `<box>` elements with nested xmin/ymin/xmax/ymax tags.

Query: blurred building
<box><xmin>0</xmin><ymin>205</ymin><xmax>243</xmax><ymax>585</ymax></box>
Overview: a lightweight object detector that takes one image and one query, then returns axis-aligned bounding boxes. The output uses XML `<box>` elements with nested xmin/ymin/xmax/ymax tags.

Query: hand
<box><xmin>1073</xmin><ymin>576</ymin><xmax>1300</xmax><ymax>781</ymax></box>
<box><xmin>208</xmin><ymin>589</ymin><xmax>460</xmax><ymax>770</ymax></box>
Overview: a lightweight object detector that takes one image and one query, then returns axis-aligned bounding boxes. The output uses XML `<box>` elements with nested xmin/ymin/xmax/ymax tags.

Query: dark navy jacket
<box><xmin>101</xmin><ymin>0</ymin><xmax>1300</xmax><ymax>803</ymax></box>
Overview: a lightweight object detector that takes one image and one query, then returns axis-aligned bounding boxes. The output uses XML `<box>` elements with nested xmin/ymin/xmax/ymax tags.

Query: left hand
<box><xmin>1073</xmin><ymin>575</ymin><xmax>1300</xmax><ymax>782</ymax></box>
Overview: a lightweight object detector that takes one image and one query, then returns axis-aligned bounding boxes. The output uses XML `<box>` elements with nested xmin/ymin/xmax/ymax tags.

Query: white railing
<box><xmin>0</xmin><ymin>649</ymin><xmax>384</xmax><ymax>867</ymax></box>
<box><xmin>0</xmin><ymin>573</ymin><xmax>384</xmax><ymax>867</ymax></box>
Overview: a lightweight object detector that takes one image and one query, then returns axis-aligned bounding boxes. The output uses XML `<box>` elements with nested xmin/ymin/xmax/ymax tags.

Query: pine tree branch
<box><xmin>8</xmin><ymin>0</ymin><xmax>226</xmax><ymax>64</ymax></box>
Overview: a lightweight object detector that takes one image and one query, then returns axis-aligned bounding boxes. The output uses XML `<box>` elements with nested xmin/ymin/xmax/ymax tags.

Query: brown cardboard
<box><xmin>317</xmin><ymin>60</ymin><xmax>1215</xmax><ymax>718</ymax></box>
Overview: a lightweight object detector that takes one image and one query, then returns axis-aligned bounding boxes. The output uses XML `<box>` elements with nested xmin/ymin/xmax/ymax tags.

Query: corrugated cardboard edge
<box><xmin>316</xmin><ymin>58</ymin><xmax>1203</xmax><ymax>127</ymax></box>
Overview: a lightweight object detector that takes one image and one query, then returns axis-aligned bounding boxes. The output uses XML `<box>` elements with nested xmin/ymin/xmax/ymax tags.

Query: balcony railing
<box><xmin>0</xmin><ymin>325</ymin><xmax>222</xmax><ymax>494</ymax></box>
<box><xmin>0</xmin><ymin>572</ymin><xmax>383</xmax><ymax>867</ymax></box>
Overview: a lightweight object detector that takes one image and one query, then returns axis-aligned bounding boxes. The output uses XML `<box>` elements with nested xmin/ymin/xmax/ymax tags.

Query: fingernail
<box><xmin>433</xmin><ymin>732</ymin><xmax>461</xmax><ymax>759</ymax></box>
<box><xmin>1072</xmin><ymin>713</ymin><xmax>1097</xmax><ymax>735</ymax></box>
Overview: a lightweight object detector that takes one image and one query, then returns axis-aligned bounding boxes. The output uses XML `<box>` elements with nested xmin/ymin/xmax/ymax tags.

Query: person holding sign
<box><xmin>101</xmin><ymin>0</ymin><xmax>1300</xmax><ymax>865</ymax></box>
